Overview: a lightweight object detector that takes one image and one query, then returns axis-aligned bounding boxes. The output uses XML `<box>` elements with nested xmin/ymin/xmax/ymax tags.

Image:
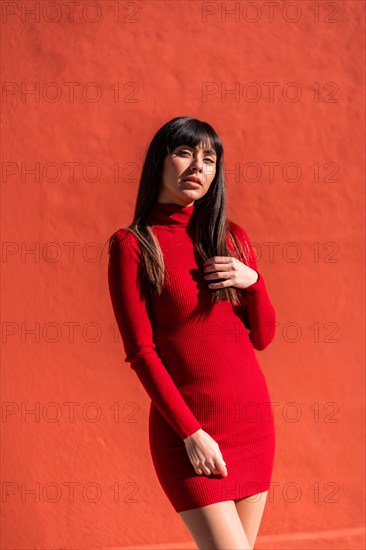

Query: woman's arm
<box><xmin>229</xmin><ymin>222</ymin><xmax>276</xmax><ymax>351</ymax></box>
<box><xmin>108</xmin><ymin>228</ymin><xmax>202</xmax><ymax>441</ymax></box>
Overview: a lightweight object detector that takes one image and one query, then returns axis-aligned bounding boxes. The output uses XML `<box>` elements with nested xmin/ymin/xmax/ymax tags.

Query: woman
<box><xmin>107</xmin><ymin>116</ymin><xmax>276</xmax><ymax>549</ymax></box>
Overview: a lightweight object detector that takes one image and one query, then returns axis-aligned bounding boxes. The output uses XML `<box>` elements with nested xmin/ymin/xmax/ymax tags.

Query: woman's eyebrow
<box><xmin>180</xmin><ymin>145</ymin><xmax>217</xmax><ymax>156</ymax></box>
<box><xmin>204</xmin><ymin>148</ymin><xmax>217</xmax><ymax>156</ymax></box>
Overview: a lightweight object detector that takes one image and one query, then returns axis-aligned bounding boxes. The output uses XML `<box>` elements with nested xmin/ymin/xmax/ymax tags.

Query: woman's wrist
<box><xmin>247</xmin><ymin>269</ymin><xmax>259</xmax><ymax>287</ymax></box>
<box><xmin>236</xmin><ymin>268</ymin><xmax>258</xmax><ymax>289</ymax></box>
<box><xmin>184</xmin><ymin>428</ymin><xmax>202</xmax><ymax>443</ymax></box>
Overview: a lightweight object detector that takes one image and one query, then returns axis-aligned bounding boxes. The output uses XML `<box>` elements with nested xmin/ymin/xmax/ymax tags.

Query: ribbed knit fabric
<box><xmin>108</xmin><ymin>201</ymin><xmax>276</xmax><ymax>512</ymax></box>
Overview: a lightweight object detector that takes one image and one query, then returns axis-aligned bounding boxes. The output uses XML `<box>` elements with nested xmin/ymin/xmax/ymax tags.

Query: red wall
<box><xmin>2</xmin><ymin>1</ymin><xmax>365</xmax><ymax>548</ymax></box>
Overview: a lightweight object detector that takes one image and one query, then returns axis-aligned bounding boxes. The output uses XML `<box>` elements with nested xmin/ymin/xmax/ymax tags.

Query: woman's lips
<box><xmin>183</xmin><ymin>176</ymin><xmax>203</xmax><ymax>186</ymax></box>
<box><xmin>183</xmin><ymin>180</ymin><xmax>202</xmax><ymax>188</ymax></box>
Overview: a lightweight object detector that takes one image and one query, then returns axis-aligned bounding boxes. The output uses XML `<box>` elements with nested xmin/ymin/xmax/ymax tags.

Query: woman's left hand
<box><xmin>203</xmin><ymin>256</ymin><xmax>258</xmax><ymax>290</ymax></box>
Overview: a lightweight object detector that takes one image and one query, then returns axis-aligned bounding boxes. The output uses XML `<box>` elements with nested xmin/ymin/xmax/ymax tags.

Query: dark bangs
<box><xmin>165</xmin><ymin>117</ymin><xmax>223</xmax><ymax>162</ymax></box>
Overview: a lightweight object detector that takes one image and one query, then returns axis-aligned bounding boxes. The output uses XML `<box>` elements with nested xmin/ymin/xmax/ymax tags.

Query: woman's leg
<box><xmin>234</xmin><ymin>490</ymin><xmax>269</xmax><ymax>549</ymax></box>
<box><xmin>179</xmin><ymin>500</ymin><xmax>251</xmax><ymax>550</ymax></box>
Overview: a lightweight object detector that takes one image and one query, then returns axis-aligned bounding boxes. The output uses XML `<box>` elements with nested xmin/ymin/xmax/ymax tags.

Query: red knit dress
<box><xmin>108</xmin><ymin>202</ymin><xmax>276</xmax><ymax>513</ymax></box>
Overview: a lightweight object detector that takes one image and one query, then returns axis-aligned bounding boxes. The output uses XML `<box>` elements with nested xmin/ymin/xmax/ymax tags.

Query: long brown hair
<box><xmin>108</xmin><ymin>116</ymin><xmax>250</xmax><ymax>307</ymax></box>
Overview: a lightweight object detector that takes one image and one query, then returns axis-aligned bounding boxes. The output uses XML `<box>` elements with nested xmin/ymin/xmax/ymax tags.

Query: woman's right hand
<box><xmin>184</xmin><ymin>429</ymin><xmax>228</xmax><ymax>477</ymax></box>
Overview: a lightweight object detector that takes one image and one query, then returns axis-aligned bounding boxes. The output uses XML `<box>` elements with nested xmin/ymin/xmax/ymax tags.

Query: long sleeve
<box><xmin>229</xmin><ymin>222</ymin><xmax>276</xmax><ymax>351</ymax></box>
<box><xmin>108</xmin><ymin>228</ymin><xmax>202</xmax><ymax>441</ymax></box>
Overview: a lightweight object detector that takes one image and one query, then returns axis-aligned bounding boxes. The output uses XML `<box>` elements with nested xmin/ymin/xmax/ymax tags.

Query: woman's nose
<box><xmin>190</xmin><ymin>158</ymin><xmax>203</xmax><ymax>171</ymax></box>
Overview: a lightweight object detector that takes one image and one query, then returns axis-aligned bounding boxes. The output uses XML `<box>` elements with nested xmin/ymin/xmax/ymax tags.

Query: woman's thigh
<box><xmin>234</xmin><ymin>490</ymin><xmax>269</xmax><ymax>549</ymax></box>
<box><xmin>179</xmin><ymin>500</ymin><xmax>251</xmax><ymax>550</ymax></box>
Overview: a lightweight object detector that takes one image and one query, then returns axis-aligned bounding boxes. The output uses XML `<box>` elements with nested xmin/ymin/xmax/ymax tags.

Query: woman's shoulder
<box><xmin>108</xmin><ymin>227</ymin><xmax>140</xmax><ymax>255</ymax></box>
<box><xmin>227</xmin><ymin>219</ymin><xmax>251</xmax><ymax>243</ymax></box>
<box><xmin>226</xmin><ymin>219</ymin><xmax>253</xmax><ymax>266</ymax></box>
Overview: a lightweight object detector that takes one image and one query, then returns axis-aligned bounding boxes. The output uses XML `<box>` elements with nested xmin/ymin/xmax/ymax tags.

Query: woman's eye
<box><xmin>179</xmin><ymin>151</ymin><xmax>215</xmax><ymax>163</ymax></box>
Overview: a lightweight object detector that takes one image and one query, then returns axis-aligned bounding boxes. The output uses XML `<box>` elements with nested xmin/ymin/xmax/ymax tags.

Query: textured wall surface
<box><xmin>1</xmin><ymin>0</ymin><xmax>365</xmax><ymax>548</ymax></box>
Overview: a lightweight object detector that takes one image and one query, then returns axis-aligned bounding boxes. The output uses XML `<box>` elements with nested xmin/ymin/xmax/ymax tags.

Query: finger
<box><xmin>204</xmin><ymin>271</ymin><xmax>231</xmax><ymax>280</ymax></box>
<box><xmin>204</xmin><ymin>262</ymin><xmax>232</xmax><ymax>274</ymax></box>
<box><xmin>204</xmin><ymin>256</ymin><xmax>231</xmax><ymax>266</ymax></box>
<box><xmin>202</xmin><ymin>465</ymin><xmax>213</xmax><ymax>476</ymax></box>
<box><xmin>203</xmin><ymin>257</ymin><xmax>215</xmax><ymax>265</ymax></box>
<box><xmin>217</xmin><ymin>460</ymin><xmax>228</xmax><ymax>477</ymax></box>
<box><xmin>208</xmin><ymin>280</ymin><xmax>232</xmax><ymax>289</ymax></box>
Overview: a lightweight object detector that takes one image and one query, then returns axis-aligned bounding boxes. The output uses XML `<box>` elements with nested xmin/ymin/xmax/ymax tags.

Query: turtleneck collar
<box><xmin>149</xmin><ymin>201</ymin><xmax>195</xmax><ymax>227</ymax></box>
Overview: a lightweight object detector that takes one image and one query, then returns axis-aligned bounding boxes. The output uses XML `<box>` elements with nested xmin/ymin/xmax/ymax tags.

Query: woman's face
<box><xmin>158</xmin><ymin>141</ymin><xmax>217</xmax><ymax>205</ymax></box>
